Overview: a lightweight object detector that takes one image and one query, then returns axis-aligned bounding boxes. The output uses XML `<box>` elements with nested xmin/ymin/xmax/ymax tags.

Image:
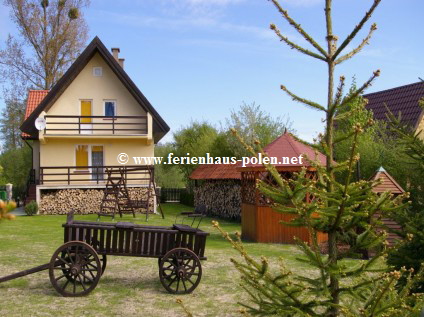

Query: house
<box><xmin>20</xmin><ymin>37</ymin><xmax>170</xmax><ymax>213</ymax></box>
<box><xmin>364</xmin><ymin>81</ymin><xmax>424</xmax><ymax>139</ymax></box>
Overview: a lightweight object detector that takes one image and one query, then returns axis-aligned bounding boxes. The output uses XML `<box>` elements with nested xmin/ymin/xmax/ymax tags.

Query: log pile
<box><xmin>194</xmin><ymin>180</ymin><xmax>241</xmax><ymax>220</ymax></box>
<box><xmin>39</xmin><ymin>188</ymin><xmax>155</xmax><ymax>215</ymax></box>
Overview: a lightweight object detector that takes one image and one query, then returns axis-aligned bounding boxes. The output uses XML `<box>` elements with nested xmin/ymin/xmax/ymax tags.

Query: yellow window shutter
<box><xmin>92</xmin><ymin>146</ymin><xmax>103</xmax><ymax>152</ymax></box>
<box><xmin>76</xmin><ymin>145</ymin><xmax>88</xmax><ymax>169</ymax></box>
<box><xmin>81</xmin><ymin>101</ymin><xmax>92</xmax><ymax>123</ymax></box>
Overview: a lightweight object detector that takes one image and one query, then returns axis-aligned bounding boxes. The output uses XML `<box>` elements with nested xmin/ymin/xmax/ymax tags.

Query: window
<box><xmin>76</xmin><ymin>145</ymin><xmax>89</xmax><ymax>170</ymax></box>
<box><xmin>104</xmin><ymin>100</ymin><xmax>116</xmax><ymax>117</ymax></box>
<box><xmin>75</xmin><ymin>145</ymin><xmax>104</xmax><ymax>175</ymax></box>
<box><xmin>92</xmin><ymin>67</ymin><xmax>102</xmax><ymax>77</ymax></box>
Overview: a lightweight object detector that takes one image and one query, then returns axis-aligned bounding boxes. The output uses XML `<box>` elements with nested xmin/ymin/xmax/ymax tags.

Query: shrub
<box><xmin>25</xmin><ymin>200</ymin><xmax>38</xmax><ymax>216</ymax></box>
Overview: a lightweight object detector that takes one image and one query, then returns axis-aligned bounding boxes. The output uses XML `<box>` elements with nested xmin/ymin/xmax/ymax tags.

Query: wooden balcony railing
<box><xmin>44</xmin><ymin>115</ymin><xmax>148</xmax><ymax>135</ymax></box>
<box><xmin>39</xmin><ymin>165</ymin><xmax>154</xmax><ymax>185</ymax></box>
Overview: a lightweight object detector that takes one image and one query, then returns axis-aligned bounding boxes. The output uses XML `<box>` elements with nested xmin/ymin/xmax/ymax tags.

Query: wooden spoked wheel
<box><xmin>159</xmin><ymin>248</ymin><xmax>202</xmax><ymax>294</ymax></box>
<box><xmin>49</xmin><ymin>241</ymin><xmax>102</xmax><ymax>297</ymax></box>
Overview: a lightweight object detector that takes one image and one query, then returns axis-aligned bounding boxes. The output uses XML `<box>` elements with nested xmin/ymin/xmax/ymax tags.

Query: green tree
<box><xmin>386</xmin><ymin>109</ymin><xmax>424</xmax><ymax>293</ymax></box>
<box><xmin>214</xmin><ymin>0</ymin><xmax>424</xmax><ymax>315</ymax></box>
<box><xmin>154</xmin><ymin>142</ymin><xmax>185</xmax><ymax>188</ymax></box>
<box><xmin>172</xmin><ymin>121</ymin><xmax>219</xmax><ymax>183</ymax></box>
<box><xmin>0</xmin><ymin>90</ymin><xmax>26</xmax><ymax>151</ymax></box>
<box><xmin>224</xmin><ymin>102</ymin><xmax>293</xmax><ymax>158</ymax></box>
<box><xmin>0</xmin><ymin>0</ymin><xmax>90</xmax><ymax>90</ymax></box>
<box><xmin>0</xmin><ymin>145</ymin><xmax>32</xmax><ymax>200</ymax></box>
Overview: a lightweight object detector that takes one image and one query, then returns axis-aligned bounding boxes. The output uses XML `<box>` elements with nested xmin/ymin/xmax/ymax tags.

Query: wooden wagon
<box><xmin>0</xmin><ymin>212</ymin><xmax>209</xmax><ymax>296</ymax></box>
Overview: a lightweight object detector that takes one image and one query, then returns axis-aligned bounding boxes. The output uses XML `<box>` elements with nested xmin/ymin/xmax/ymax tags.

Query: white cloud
<box><xmin>163</xmin><ymin>0</ymin><xmax>245</xmax><ymax>18</ymax></box>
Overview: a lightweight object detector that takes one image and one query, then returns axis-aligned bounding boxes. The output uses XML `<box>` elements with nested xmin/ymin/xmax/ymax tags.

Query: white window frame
<box><xmin>103</xmin><ymin>100</ymin><xmax>117</xmax><ymax>117</ymax></box>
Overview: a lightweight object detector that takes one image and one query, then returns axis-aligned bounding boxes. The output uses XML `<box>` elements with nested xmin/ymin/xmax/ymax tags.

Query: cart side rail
<box><xmin>64</xmin><ymin>222</ymin><xmax>208</xmax><ymax>260</ymax></box>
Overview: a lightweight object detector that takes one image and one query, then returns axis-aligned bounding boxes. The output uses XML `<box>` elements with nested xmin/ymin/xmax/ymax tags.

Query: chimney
<box><xmin>111</xmin><ymin>48</ymin><xmax>120</xmax><ymax>61</ymax></box>
<box><xmin>119</xmin><ymin>58</ymin><xmax>125</xmax><ymax>69</ymax></box>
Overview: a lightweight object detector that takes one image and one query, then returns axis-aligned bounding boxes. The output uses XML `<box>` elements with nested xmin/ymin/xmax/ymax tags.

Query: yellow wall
<box><xmin>416</xmin><ymin>115</ymin><xmax>424</xmax><ymax>140</ymax></box>
<box><xmin>40</xmin><ymin>138</ymin><xmax>154</xmax><ymax>183</ymax></box>
<box><xmin>45</xmin><ymin>52</ymin><xmax>148</xmax><ymax>135</ymax></box>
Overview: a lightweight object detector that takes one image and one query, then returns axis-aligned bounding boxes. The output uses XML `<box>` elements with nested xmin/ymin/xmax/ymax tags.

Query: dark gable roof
<box><xmin>20</xmin><ymin>36</ymin><xmax>170</xmax><ymax>143</ymax></box>
<box><xmin>364</xmin><ymin>81</ymin><xmax>424</xmax><ymax>129</ymax></box>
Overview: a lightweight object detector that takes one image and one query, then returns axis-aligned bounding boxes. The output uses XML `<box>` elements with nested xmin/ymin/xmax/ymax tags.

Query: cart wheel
<box><xmin>60</xmin><ymin>252</ymin><xmax>107</xmax><ymax>282</ymax></box>
<box><xmin>49</xmin><ymin>241</ymin><xmax>102</xmax><ymax>297</ymax></box>
<box><xmin>159</xmin><ymin>248</ymin><xmax>202</xmax><ymax>294</ymax></box>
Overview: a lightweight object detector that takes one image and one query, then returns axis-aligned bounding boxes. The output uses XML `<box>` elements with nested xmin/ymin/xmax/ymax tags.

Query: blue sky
<box><xmin>1</xmin><ymin>0</ymin><xmax>423</xmax><ymax>143</ymax></box>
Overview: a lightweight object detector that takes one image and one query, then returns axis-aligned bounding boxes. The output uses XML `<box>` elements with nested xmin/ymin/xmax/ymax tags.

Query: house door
<box><xmin>91</xmin><ymin>146</ymin><xmax>104</xmax><ymax>181</ymax></box>
<box><xmin>80</xmin><ymin>100</ymin><xmax>92</xmax><ymax>134</ymax></box>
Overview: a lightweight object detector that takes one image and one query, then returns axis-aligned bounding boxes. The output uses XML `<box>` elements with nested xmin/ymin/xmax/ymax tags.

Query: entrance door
<box><xmin>80</xmin><ymin>100</ymin><xmax>92</xmax><ymax>134</ymax></box>
<box><xmin>91</xmin><ymin>146</ymin><xmax>104</xmax><ymax>181</ymax></box>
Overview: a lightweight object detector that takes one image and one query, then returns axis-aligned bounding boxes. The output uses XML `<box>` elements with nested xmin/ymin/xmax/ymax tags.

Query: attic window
<box><xmin>92</xmin><ymin>67</ymin><xmax>103</xmax><ymax>77</ymax></box>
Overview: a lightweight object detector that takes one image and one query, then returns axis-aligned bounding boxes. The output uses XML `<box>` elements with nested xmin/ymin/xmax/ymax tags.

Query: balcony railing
<box><xmin>44</xmin><ymin>115</ymin><xmax>148</xmax><ymax>135</ymax></box>
<box><xmin>39</xmin><ymin>165</ymin><xmax>154</xmax><ymax>185</ymax></box>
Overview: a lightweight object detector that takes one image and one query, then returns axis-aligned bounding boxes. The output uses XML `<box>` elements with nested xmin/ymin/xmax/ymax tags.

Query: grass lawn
<box><xmin>0</xmin><ymin>203</ymin><xmax>360</xmax><ymax>316</ymax></box>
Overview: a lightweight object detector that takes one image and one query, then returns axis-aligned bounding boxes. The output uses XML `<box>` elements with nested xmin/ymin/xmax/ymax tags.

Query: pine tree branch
<box><xmin>269</xmin><ymin>0</ymin><xmax>328</xmax><ymax>58</ymax></box>
<box><xmin>335</xmin><ymin>23</ymin><xmax>378</xmax><ymax>65</ymax></box>
<box><xmin>270</xmin><ymin>24</ymin><xmax>326</xmax><ymax>61</ymax></box>
<box><xmin>340</xmin><ymin>70</ymin><xmax>380</xmax><ymax>108</ymax></box>
<box><xmin>280</xmin><ymin>85</ymin><xmax>327</xmax><ymax>112</ymax></box>
<box><xmin>332</xmin><ymin>0</ymin><xmax>382</xmax><ymax>60</ymax></box>
<box><xmin>333</xmin><ymin>75</ymin><xmax>345</xmax><ymax>108</ymax></box>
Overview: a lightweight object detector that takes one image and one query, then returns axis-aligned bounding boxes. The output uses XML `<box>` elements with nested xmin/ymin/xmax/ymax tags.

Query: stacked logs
<box><xmin>39</xmin><ymin>188</ymin><xmax>155</xmax><ymax>215</ymax></box>
<box><xmin>194</xmin><ymin>180</ymin><xmax>241</xmax><ymax>220</ymax></box>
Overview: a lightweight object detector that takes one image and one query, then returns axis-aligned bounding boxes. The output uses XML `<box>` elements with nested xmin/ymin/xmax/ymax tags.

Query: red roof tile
<box><xmin>364</xmin><ymin>81</ymin><xmax>424</xmax><ymax>128</ymax></box>
<box><xmin>25</xmin><ymin>90</ymin><xmax>49</xmax><ymax>120</ymax></box>
<box><xmin>244</xmin><ymin>132</ymin><xmax>327</xmax><ymax>168</ymax></box>
<box><xmin>189</xmin><ymin>133</ymin><xmax>327</xmax><ymax>180</ymax></box>
<box><xmin>190</xmin><ymin>163</ymin><xmax>241</xmax><ymax>180</ymax></box>
<box><xmin>370</xmin><ymin>167</ymin><xmax>405</xmax><ymax>194</ymax></box>
<box><xmin>21</xmin><ymin>90</ymin><xmax>49</xmax><ymax>138</ymax></box>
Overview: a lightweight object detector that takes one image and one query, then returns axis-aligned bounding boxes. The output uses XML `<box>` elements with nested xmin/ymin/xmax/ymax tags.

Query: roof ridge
<box><xmin>364</xmin><ymin>81</ymin><xmax>424</xmax><ymax>97</ymax></box>
<box><xmin>285</xmin><ymin>133</ymin><xmax>302</xmax><ymax>156</ymax></box>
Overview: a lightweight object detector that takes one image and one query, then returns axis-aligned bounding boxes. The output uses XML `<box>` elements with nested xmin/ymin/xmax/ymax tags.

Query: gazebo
<box><xmin>239</xmin><ymin>132</ymin><xmax>328</xmax><ymax>244</ymax></box>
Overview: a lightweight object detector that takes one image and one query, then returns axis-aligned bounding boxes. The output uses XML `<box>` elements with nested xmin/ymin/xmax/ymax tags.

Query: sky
<box><xmin>1</xmin><ymin>0</ymin><xmax>423</xmax><ymax>143</ymax></box>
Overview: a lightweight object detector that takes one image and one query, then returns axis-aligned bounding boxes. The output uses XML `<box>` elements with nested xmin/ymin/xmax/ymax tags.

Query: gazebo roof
<box><xmin>370</xmin><ymin>166</ymin><xmax>405</xmax><ymax>194</ymax></box>
<box><xmin>190</xmin><ymin>163</ymin><xmax>241</xmax><ymax>180</ymax></box>
<box><xmin>241</xmin><ymin>132</ymin><xmax>327</xmax><ymax>171</ymax></box>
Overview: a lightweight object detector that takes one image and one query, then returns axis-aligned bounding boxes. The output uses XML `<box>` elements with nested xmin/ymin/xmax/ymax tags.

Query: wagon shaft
<box><xmin>0</xmin><ymin>262</ymin><xmax>52</xmax><ymax>283</ymax></box>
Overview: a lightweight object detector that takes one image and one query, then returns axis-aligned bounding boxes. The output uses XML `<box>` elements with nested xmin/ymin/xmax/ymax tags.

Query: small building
<box><xmin>364</xmin><ymin>81</ymin><xmax>424</xmax><ymax>140</ymax></box>
<box><xmin>190</xmin><ymin>163</ymin><xmax>241</xmax><ymax>220</ymax></box>
<box><xmin>239</xmin><ymin>132</ymin><xmax>328</xmax><ymax>244</ymax></box>
<box><xmin>370</xmin><ymin>166</ymin><xmax>405</xmax><ymax>246</ymax></box>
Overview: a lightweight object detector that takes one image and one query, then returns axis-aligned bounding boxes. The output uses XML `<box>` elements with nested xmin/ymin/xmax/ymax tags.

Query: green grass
<box><xmin>0</xmin><ymin>204</ymin><xmax>361</xmax><ymax>316</ymax></box>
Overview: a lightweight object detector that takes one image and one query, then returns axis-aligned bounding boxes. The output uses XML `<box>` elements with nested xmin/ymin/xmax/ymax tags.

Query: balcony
<box><xmin>43</xmin><ymin>115</ymin><xmax>148</xmax><ymax>136</ymax></box>
<box><xmin>39</xmin><ymin>165</ymin><xmax>154</xmax><ymax>185</ymax></box>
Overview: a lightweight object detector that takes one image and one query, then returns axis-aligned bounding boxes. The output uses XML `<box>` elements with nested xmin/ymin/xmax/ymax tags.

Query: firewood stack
<box><xmin>194</xmin><ymin>180</ymin><xmax>241</xmax><ymax>220</ymax></box>
<box><xmin>39</xmin><ymin>188</ymin><xmax>155</xmax><ymax>215</ymax></box>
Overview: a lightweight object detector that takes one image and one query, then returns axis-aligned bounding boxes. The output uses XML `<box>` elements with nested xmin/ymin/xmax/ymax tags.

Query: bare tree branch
<box><xmin>280</xmin><ymin>85</ymin><xmax>327</xmax><ymax>112</ymax></box>
<box><xmin>335</xmin><ymin>23</ymin><xmax>377</xmax><ymax>65</ymax></box>
<box><xmin>270</xmin><ymin>24</ymin><xmax>326</xmax><ymax>61</ymax></box>
<box><xmin>270</xmin><ymin>0</ymin><xmax>328</xmax><ymax>58</ymax></box>
<box><xmin>340</xmin><ymin>70</ymin><xmax>381</xmax><ymax>108</ymax></box>
<box><xmin>332</xmin><ymin>0</ymin><xmax>382</xmax><ymax>60</ymax></box>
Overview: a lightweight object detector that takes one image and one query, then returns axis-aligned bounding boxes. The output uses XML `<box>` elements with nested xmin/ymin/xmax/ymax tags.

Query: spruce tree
<box><xmin>213</xmin><ymin>0</ymin><xmax>424</xmax><ymax>315</ymax></box>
